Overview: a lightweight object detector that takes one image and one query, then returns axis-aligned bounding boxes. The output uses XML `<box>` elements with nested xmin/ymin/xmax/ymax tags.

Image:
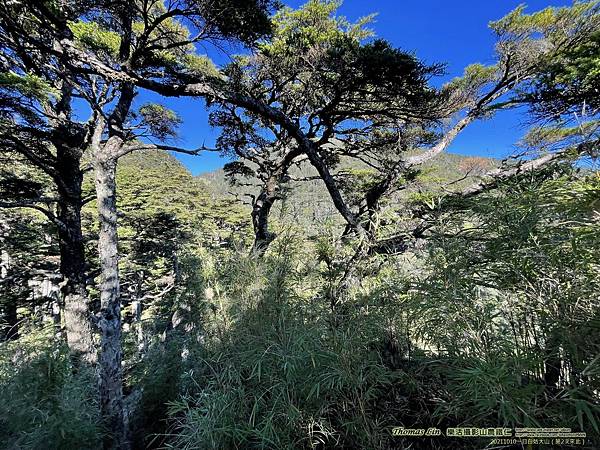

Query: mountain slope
<box><xmin>198</xmin><ymin>152</ymin><xmax>498</xmax><ymax>233</ymax></box>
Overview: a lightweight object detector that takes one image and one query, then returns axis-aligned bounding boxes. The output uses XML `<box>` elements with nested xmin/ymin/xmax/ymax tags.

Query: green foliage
<box><xmin>165</xmin><ymin>244</ymin><xmax>399</xmax><ymax>449</ymax></box>
<box><xmin>443</xmin><ymin>63</ymin><xmax>499</xmax><ymax>107</ymax></box>
<box><xmin>338</xmin><ymin>168</ymin><xmax>378</xmax><ymax>206</ymax></box>
<box><xmin>68</xmin><ymin>20</ymin><xmax>121</xmax><ymax>57</ymax></box>
<box><xmin>128</xmin><ymin>335</ymin><xmax>192</xmax><ymax>448</ymax></box>
<box><xmin>182</xmin><ymin>54</ymin><xmax>221</xmax><ymax>79</ymax></box>
<box><xmin>68</xmin><ymin>8</ymin><xmax>226</xmax><ymax>80</ymax></box>
<box><xmin>557</xmin><ymin>30</ymin><xmax>600</xmax><ymax>86</ymax></box>
<box><xmin>151</xmin><ymin>177</ymin><xmax>600</xmax><ymax>447</ymax></box>
<box><xmin>138</xmin><ymin>104</ymin><xmax>182</xmax><ymax>140</ymax></box>
<box><xmin>132</xmin><ymin>14</ymin><xmax>197</xmax><ymax>70</ymax></box>
<box><xmin>113</xmin><ymin>150</ymin><xmax>249</xmax><ymax>242</ymax></box>
<box><xmin>408</xmin><ymin>171</ymin><xmax>600</xmax><ymax>436</ymax></box>
<box><xmin>195</xmin><ymin>0</ymin><xmax>276</xmax><ymax>43</ymax></box>
<box><xmin>481</xmin><ymin>1</ymin><xmax>600</xmax><ymax>119</ymax></box>
<box><xmin>1</xmin><ymin>2</ymin><xmax>599</xmax><ymax>449</ymax></box>
<box><xmin>0</xmin><ymin>336</ymin><xmax>102</xmax><ymax>449</ymax></box>
<box><xmin>522</xmin><ymin>121</ymin><xmax>600</xmax><ymax>154</ymax></box>
<box><xmin>3</xmin><ymin>158</ymin><xmax>600</xmax><ymax>449</ymax></box>
<box><xmin>489</xmin><ymin>1</ymin><xmax>599</xmax><ymax>39</ymax></box>
<box><xmin>0</xmin><ymin>72</ymin><xmax>57</xmax><ymax>102</ymax></box>
<box><xmin>223</xmin><ymin>161</ymin><xmax>256</xmax><ymax>181</ymax></box>
<box><xmin>229</xmin><ymin>0</ymin><xmax>436</xmax><ymax>119</ymax></box>
<box><xmin>444</xmin><ymin>358</ymin><xmax>545</xmax><ymax>426</ymax></box>
<box><xmin>532</xmin><ymin>29</ymin><xmax>600</xmax><ymax>114</ymax></box>
<box><xmin>261</xmin><ymin>0</ymin><xmax>374</xmax><ymax>56</ymax></box>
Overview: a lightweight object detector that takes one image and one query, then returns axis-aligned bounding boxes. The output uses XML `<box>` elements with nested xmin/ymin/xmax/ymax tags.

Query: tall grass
<box><xmin>0</xmin><ymin>332</ymin><xmax>102</xmax><ymax>449</ymax></box>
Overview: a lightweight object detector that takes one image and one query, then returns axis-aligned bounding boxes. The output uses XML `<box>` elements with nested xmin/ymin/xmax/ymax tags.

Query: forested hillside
<box><xmin>200</xmin><ymin>152</ymin><xmax>498</xmax><ymax>236</ymax></box>
<box><xmin>0</xmin><ymin>1</ymin><xmax>599</xmax><ymax>449</ymax></box>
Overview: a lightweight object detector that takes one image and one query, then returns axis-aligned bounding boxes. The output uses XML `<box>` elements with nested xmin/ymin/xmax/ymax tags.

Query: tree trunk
<box><xmin>94</xmin><ymin>157</ymin><xmax>127</xmax><ymax>450</ymax></box>
<box><xmin>55</xmin><ymin>146</ymin><xmax>97</xmax><ymax>363</ymax></box>
<box><xmin>251</xmin><ymin>179</ymin><xmax>278</xmax><ymax>256</ymax></box>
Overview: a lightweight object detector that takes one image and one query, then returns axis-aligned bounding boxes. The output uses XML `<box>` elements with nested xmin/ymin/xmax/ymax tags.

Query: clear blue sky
<box><xmin>145</xmin><ymin>0</ymin><xmax>572</xmax><ymax>175</ymax></box>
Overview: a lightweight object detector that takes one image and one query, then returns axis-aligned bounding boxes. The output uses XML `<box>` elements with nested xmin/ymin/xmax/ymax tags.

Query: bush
<box><xmin>163</xmin><ymin>246</ymin><xmax>399</xmax><ymax>449</ymax></box>
<box><xmin>0</xmin><ymin>334</ymin><xmax>102</xmax><ymax>449</ymax></box>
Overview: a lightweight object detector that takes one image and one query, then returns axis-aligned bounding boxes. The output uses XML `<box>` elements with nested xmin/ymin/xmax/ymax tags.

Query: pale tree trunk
<box><xmin>43</xmin><ymin>79</ymin><xmax>97</xmax><ymax>363</ymax></box>
<box><xmin>92</xmin><ymin>2</ymin><xmax>135</xmax><ymax>431</ymax></box>
<box><xmin>93</xmin><ymin>5</ymin><xmax>134</xmax><ymax>436</ymax></box>
<box><xmin>94</xmin><ymin>154</ymin><xmax>128</xmax><ymax>450</ymax></box>
<box><xmin>131</xmin><ymin>299</ymin><xmax>145</xmax><ymax>354</ymax></box>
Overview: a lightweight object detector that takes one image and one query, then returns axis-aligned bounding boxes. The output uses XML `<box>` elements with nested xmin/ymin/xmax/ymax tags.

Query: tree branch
<box><xmin>0</xmin><ymin>200</ymin><xmax>66</xmax><ymax>232</ymax></box>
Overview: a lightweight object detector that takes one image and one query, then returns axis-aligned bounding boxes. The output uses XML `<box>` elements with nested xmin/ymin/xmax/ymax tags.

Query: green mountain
<box><xmin>198</xmin><ymin>152</ymin><xmax>498</xmax><ymax>233</ymax></box>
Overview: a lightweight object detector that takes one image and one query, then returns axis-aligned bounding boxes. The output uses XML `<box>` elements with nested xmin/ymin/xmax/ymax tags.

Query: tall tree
<box><xmin>0</xmin><ymin>2</ymin><xmax>99</xmax><ymax>363</ymax></box>
<box><xmin>205</xmin><ymin>0</ymin><xmax>599</xmax><ymax>264</ymax></box>
<box><xmin>210</xmin><ymin>0</ymin><xmax>440</xmax><ymax>254</ymax></box>
<box><xmin>49</xmin><ymin>1</ymin><xmax>599</xmax><ymax>254</ymax></box>
<box><xmin>2</xmin><ymin>0</ymin><xmax>276</xmax><ymax>447</ymax></box>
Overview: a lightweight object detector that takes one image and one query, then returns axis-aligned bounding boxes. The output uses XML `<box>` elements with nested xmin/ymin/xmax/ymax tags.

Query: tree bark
<box><xmin>251</xmin><ymin>177</ymin><xmax>278</xmax><ymax>256</ymax></box>
<box><xmin>55</xmin><ymin>145</ymin><xmax>97</xmax><ymax>364</ymax></box>
<box><xmin>249</xmin><ymin>149</ymin><xmax>303</xmax><ymax>256</ymax></box>
<box><xmin>96</xmin><ymin>6</ymin><xmax>134</xmax><ymax>439</ymax></box>
<box><xmin>94</xmin><ymin>156</ymin><xmax>127</xmax><ymax>450</ymax></box>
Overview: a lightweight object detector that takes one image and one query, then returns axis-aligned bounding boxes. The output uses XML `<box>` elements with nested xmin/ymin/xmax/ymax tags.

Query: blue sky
<box><xmin>147</xmin><ymin>0</ymin><xmax>572</xmax><ymax>175</ymax></box>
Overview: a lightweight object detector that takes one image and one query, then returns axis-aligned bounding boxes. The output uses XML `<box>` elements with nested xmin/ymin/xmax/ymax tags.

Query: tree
<box><xmin>210</xmin><ymin>0</ymin><xmax>440</xmax><ymax>254</ymax></box>
<box><xmin>522</xmin><ymin>3</ymin><xmax>600</xmax><ymax>118</ymax></box>
<box><xmin>46</xmin><ymin>1</ymin><xmax>599</xmax><ymax>258</ymax></box>
<box><xmin>1</xmin><ymin>0</ymin><xmax>276</xmax><ymax>447</ymax></box>
<box><xmin>0</xmin><ymin>208</ymin><xmax>58</xmax><ymax>341</ymax></box>
<box><xmin>114</xmin><ymin>150</ymin><xmax>250</xmax><ymax>354</ymax></box>
<box><xmin>70</xmin><ymin>2</ymin><xmax>273</xmax><ymax>444</ymax></box>
<box><xmin>417</xmin><ymin>166</ymin><xmax>600</xmax><ymax>406</ymax></box>
<box><xmin>0</xmin><ymin>1</ymin><xmax>599</xmax><ymax>447</ymax></box>
<box><xmin>345</xmin><ymin>1</ymin><xmax>600</xmax><ymax>261</ymax></box>
<box><xmin>189</xmin><ymin>1</ymin><xmax>599</xmax><ymax>265</ymax></box>
<box><xmin>0</xmin><ymin>3</ymin><xmax>99</xmax><ymax>363</ymax></box>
